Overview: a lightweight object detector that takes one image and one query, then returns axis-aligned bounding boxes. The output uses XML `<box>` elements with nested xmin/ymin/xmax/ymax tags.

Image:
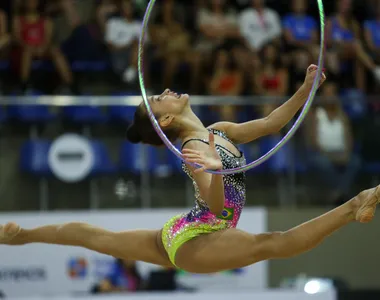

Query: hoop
<box><xmin>138</xmin><ymin>0</ymin><xmax>326</xmax><ymax>175</ymax></box>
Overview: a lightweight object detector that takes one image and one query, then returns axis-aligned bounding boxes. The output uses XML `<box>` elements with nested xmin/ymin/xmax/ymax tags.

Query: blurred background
<box><xmin>0</xmin><ymin>0</ymin><xmax>379</xmax><ymax>299</ymax></box>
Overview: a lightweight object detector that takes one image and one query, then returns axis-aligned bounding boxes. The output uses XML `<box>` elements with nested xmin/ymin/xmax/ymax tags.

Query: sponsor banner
<box><xmin>8</xmin><ymin>291</ymin><xmax>337</xmax><ymax>300</ymax></box>
<box><xmin>0</xmin><ymin>208</ymin><xmax>267</xmax><ymax>297</ymax></box>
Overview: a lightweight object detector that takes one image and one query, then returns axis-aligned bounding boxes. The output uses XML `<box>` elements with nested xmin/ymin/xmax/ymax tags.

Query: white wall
<box><xmin>9</xmin><ymin>291</ymin><xmax>336</xmax><ymax>300</ymax></box>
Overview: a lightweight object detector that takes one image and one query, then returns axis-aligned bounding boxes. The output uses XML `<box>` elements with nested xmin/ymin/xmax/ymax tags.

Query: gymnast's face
<box><xmin>142</xmin><ymin>89</ymin><xmax>190</xmax><ymax>126</ymax></box>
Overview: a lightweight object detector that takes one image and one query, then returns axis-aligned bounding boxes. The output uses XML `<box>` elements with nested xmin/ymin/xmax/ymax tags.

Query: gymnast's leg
<box><xmin>175</xmin><ymin>186</ymin><xmax>380</xmax><ymax>273</ymax></box>
<box><xmin>0</xmin><ymin>222</ymin><xmax>173</xmax><ymax>268</ymax></box>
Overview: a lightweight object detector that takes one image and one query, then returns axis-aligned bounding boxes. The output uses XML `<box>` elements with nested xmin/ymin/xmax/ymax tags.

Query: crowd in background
<box><xmin>0</xmin><ymin>0</ymin><xmax>379</xmax><ymax>206</ymax></box>
<box><xmin>0</xmin><ymin>0</ymin><xmax>379</xmax><ymax>96</ymax></box>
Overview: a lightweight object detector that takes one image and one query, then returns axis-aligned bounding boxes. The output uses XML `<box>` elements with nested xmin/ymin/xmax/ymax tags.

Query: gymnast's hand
<box><xmin>304</xmin><ymin>64</ymin><xmax>327</xmax><ymax>89</ymax></box>
<box><xmin>182</xmin><ymin>132</ymin><xmax>223</xmax><ymax>174</ymax></box>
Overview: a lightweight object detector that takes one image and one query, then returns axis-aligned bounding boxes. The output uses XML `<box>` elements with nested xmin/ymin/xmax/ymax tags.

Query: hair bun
<box><xmin>126</xmin><ymin>124</ymin><xmax>142</xmax><ymax>144</ymax></box>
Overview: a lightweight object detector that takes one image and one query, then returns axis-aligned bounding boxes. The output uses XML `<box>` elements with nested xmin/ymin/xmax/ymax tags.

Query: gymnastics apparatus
<box><xmin>0</xmin><ymin>0</ymin><xmax>379</xmax><ymax>274</ymax></box>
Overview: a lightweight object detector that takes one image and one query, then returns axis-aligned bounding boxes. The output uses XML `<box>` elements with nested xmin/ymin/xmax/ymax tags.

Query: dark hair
<box><xmin>206</xmin><ymin>0</ymin><xmax>229</xmax><ymax>13</ymax></box>
<box><xmin>260</xmin><ymin>43</ymin><xmax>283</xmax><ymax>69</ymax></box>
<box><xmin>126</xmin><ymin>105</ymin><xmax>180</xmax><ymax>146</ymax></box>
<box><xmin>15</xmin><ymin>0</ymin><xmax>45</xmax><ymax>16</ymax></box>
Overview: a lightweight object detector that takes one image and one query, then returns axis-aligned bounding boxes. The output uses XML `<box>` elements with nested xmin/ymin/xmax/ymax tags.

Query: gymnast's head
<box><xmin>126</xmin><ymin>89</ymin><xmax>192</xmax><ymax>146</ymax></box>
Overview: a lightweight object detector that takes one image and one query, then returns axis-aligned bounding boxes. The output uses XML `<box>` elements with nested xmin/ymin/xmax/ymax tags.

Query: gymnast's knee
<box><xmin>251</xmin><ymin>231</ymin><xmax>285</xmax><ymax>261</ymax></box>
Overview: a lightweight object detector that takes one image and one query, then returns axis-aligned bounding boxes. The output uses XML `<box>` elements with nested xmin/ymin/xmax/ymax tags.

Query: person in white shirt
<box><xmin>307</xmin><ymin>83</ymin><xmax>361</xmax><ymax>204</ymax></box>
<box><xmin>105</xmin><ymin>0</ymin><xmax>140</xmax><ymax>84</ymax></box>
<box><xmin>239</xmin><ymin>0</ymin><xmax>282</xmax><ymax>52</ymax></box>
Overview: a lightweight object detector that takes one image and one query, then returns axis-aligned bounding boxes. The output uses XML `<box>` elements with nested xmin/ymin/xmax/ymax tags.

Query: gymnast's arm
<box><xmin>209</xmin><ymin>66</ymin><xmax>326</xmax><ymax>144</ymax></box>
<box><xmin>182</xmin><ymin>141</ymin><xmax>225</xmax><ymax>216</ymax></box>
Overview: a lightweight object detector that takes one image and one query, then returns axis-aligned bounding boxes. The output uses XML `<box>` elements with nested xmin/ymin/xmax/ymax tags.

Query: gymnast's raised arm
<box><xmin>209</xmin><ymin>65</ymin><xmax>326</xmax><ymax>145</ymax></box>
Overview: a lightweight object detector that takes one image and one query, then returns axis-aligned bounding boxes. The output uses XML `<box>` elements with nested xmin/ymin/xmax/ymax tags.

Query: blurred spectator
<box><xmin>364</xmin><ymin>1</ymin><xmax>380</xmax><ymax>63</ymax></box>
<box><xmin>0</xmin><ymin>9</ymin><xmax>10</xmax><ymax>54</ymax></box>
<box><xmin>196</xmin><ymin>0</ymin><xmax>240</xmax><ymax>55</ymax></box>
<box><xmin>307</xmin><ymin>82</ymin><xmax>360</xmax><ymax>204</ymax></box>
<box><xmin>150</xmin><ymin>0</ymin><xmax>201</xmax><ymax>92</ymax></box>
<box><xmin>45</xmin><ymin>0</ymin><xmax>82</xmax><ymax>33</ymax></box>
<box><xmin>95</xmin><ymin>259</ymin><xmax>144</xmax><ymax>293</ymax></box>
<box><xmin>239</xmin><ymin>0</ymin><xmax>281</xmax><ymax>52</ymax></box>
<box><xmin>326</xmin><ymin>0</ymin><xmax>380</xmax><ymax>90</ymax></box>
<box><xmin>105</xmin><ymin>0</ymin><xmax>140</xmax><ymax>84</ymax></box>
<box><xmin>13</xmin><ymin>0</ymin><xmax>74</xmax><ymax>93</ymax></box>
<box><xmin>96</xmin><ymin>0</ymin><xmax>118</xmax><ymax>35</ymax></box>
<box><xmin>255</xmin><ymin>44</ymin><xmax>288</xmax><ymax>116</ymax></box>
<box><xmin>209</xmin><ymin>49</ymin><xmax>244</xmax><ymax>121</ymax></box>
<box><xmin>283</xmin><ymin>0</ymin><xmax>317</xmax><ymax>87</ymax></box>
<box><xmin>283</xmin><ymin>0</ymin><xmax>317</xmax><ymax>50</ymax></box>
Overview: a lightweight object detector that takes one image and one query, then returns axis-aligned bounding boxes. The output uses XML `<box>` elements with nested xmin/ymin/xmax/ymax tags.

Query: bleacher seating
<box><xmin>89</xmin><ymin>141</ymin><xmax>117</xmax><ymax>176</ymax></box>
<box><xmin>20</xmin><ymin>140</ymin><xmax>51</xmax><ymax>176</ymax></box>
<box><xmin>62</xmin><ymin>105</ymin><xmax>107</xmax><ymax>124</ymax></box>
<box><xmin>8</xmin><ymin>91</ymin><xmax>55</xmax><ymax>124</ymax></box>
<box><xmin>20</xmin><ymin>139</ymin><xmax>116</xmax><ymax>178</ymax></box>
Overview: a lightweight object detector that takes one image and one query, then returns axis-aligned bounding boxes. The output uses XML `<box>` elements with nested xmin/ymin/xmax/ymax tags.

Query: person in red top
<box><xmin>209</xmin><ymin>49</ymin><xmax>244</xmax><ymax>121</ymax></box>
<box><xmin>13</xmin><ymin>0</ymin><xmax>74</xmax><ymax>92</ymax></box>
<box><xmin>254</xmin><ymin>43</ymin><xmax>289</xmax><ymax>116</ymax></box>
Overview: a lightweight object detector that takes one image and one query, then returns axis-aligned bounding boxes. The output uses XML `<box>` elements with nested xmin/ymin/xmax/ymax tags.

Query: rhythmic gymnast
<box><xmin>1</xmin><ymin>65</ymin><xmax>379</xmax><ymax>273</ymax></box>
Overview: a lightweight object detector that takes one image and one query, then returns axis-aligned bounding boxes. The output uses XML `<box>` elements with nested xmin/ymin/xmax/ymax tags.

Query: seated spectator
<box><xmin>364</xmin><ymin>1</ymin><xmax>380</xmax><ymax>63</ymax></box>
<box><xmin>196</xmin><ymin>0</ymin><xmax>240</xmax><ymax>55</ymax></box>
<box><xmin>150</xmin><ymin>0</ymin><xmax>201</xmax><ymax>92</ymax></box>
<box><xmin>254</xmin><ymin>44</ymin><xmax>288</xmax><ymax>116</ymax></box>
<box><xmin>283</xmin><ymin>0</ymin><xmax>317</xmax><ymax>50</ymax></box>
<box><xmin>96</xmin><ymin>0</ymin><xmax>118</xmax><ymax>35</ymax></box>
<box><xmin>209</xmin><ymin>49</ymin><xmax>244</xmax><ymax>121</ymax></box>
<box><xmin>283</xmin><ymin>0</ymin><xmax>317</xmax><ymax>86</ymax></box>
<box><xmin>105</xmin><ymin>0</ymin><xmax>140</xmax><ymax>84</ymax></box>
<box><xmin>0</xmin><ymin>9</ymin><xmax>10</xmax><ymax>53</ymax></box>
<box><xmin>326</xmin><ymin>0</ymin><xmax>380</xmax><ymax>90</ymax></box>
<box><xmin>96</xmin><ymin>259</ymin><xmax>144</xmax><ymax>293</ymax></box>
<box><xmin>306</xmin><ymin>82</ymin><xmax>360</xmax><ymax>204</ymax></box>
<box><xmin>239</xmin><ymin>0</ymin><xmax>282</xmax><ymax>53</ymax></box>
<box><xmin>12</xmin><ymin>0</ymin><xmax>74</xmax><ymax>93</ymax></box>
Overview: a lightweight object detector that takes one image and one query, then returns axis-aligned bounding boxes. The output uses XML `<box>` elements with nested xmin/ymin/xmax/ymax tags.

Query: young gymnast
<box><xmin>1</xmin><ymin>65</ymin><xmax>379</xmax><ymax>274</ymax></box>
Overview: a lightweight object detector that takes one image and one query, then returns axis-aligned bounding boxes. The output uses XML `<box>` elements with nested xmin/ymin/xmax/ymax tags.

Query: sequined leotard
<box><xmin>162</xmin><ymin>129</ymin><xmax>246</xmax><ymax>266</ymax></box>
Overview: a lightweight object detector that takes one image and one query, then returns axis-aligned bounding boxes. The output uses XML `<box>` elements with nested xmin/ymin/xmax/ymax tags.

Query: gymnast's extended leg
<box><xmin>175</xmin><ymin>186</ymin><xmax>380</xmax><ymax>273</ymax></box>
<box><xmin>0</xmin><ymin>222</ymin><xmax>173</xmax><ymax>268</ymax></box>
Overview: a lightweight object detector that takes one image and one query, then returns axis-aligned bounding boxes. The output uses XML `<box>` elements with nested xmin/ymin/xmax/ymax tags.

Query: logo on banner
<box><xmin>67</xmin><ymin>258</ymin><xmax>88</xmax><ymax>279</ymax></box>
<box><xmin>48</xmin><ymin>134</ymin><xmax>94</xmax><ymax>183</ymax></box>
<box><xmin>0</xmin><ymin>267</ymin><xmax>46</xmax><ymax>281</ymax></box>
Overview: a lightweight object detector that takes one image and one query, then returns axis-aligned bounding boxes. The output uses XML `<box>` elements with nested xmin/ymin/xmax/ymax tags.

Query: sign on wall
<box><xmin>0</xmin><ymin>208</ymin><xmax>267</xmax><ymax>297</ymax></box>
<box><xmin>48</xmin><ymin>134</ymin><xmax>94</xmax><ymax>183</ymax></box>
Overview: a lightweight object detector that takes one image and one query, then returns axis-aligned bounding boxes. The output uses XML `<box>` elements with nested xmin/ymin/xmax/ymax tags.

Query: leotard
<box><xmin>162</xmin><ymin>129</ymin><xmax>246</xmax><ymax>266</ymax></box>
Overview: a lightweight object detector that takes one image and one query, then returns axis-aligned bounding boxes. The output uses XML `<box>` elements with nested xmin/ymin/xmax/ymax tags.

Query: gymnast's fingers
<box><xmin>209</xmin><ymin>132</ymin><xmax>216</xmax><ymax>148</ymax></box>
<box><xmin>182</xmin><ymin>149</ymin><xmax>201</xmax><ymax>155</ymax></box>
<box><xmin>307</xmin><ymin>64</ymin><xmax>318</xmax><ymax>73</ymax></box>
<box><xmin>194</xmin><ymin>166</ymin><xmax>206</xmax><ymax>174</ymax></box>
<box><xmin>185</xmin><ymin>158</ymin><xmax>204</xmax><ymax>165</ymax></box>
<box><xmin>319</xmin><ymin>73</ymin><xmax>327</xmax><ymax>87</ymax></box>
<box><xmin>183</xmin><ymin>153</ymin><xmax>201</xmax><ymax>158</ymax></box>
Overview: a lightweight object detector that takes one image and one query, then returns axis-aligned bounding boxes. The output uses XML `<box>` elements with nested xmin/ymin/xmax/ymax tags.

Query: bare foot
<box><xmin>0</xmin><ymin>222</ymin><xmax>21</xmax><ymax>243</ymax></box>
<box><xmin>351</xmin><ymin>186</ymin><xmax>380</xmax><ymax>223</ymax></box>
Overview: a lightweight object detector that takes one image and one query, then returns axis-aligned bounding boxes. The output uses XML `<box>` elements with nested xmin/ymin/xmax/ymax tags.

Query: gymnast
<box><xmin>1</xmin><ymin>64</ymin><xmax>379</xmax><ymax>274</ymax></box>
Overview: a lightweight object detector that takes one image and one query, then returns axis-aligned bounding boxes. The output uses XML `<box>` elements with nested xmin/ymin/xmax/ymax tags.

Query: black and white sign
<box><xmin>48</xmin><ymin>134</ymin><xmax>94</xmax><ymax>182</ymax></box>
